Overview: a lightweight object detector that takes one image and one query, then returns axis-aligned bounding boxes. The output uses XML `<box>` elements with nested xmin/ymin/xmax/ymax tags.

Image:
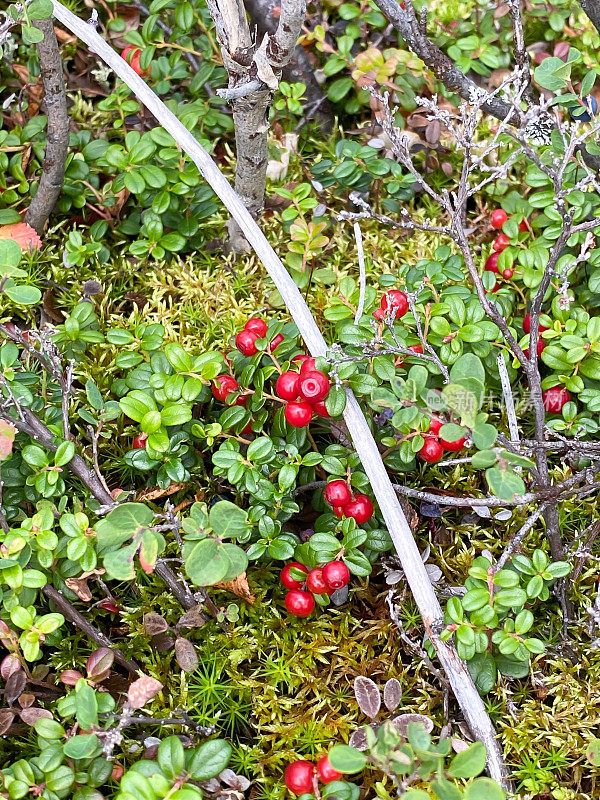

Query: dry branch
<box><xmin>47</xmin><ymin>4</ymin><xmax>511</xmax><ymax>784</ymax></box>
<box><xmin>24</xmin><ymin>18</ymin><xmax>69</xmax><ymax>234</ymax></box>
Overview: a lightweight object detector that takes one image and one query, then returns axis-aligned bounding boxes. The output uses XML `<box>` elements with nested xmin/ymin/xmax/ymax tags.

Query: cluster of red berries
<box><xmin>281</xmin><ymin>560</ymin><xmax>350</xmax><ymax>617</ymax></box>
<box><xmin>484</xmin><ymin>209</ymin><xmax>528</xmax><ymax>291</ymax></box>
<box><xmin>323</xmin><ymin>480</ymin><xmax>374</xmax><ymax>523</ymax></box>
<box><xmin>235</xmin><ymin>317</ymin><xmax>284</xmax><ymax>357</ymax></box>
<box><xmin>522</xmin><ymin>312</ymin><xmax>548</xmax><ymax>359</ymax></box>
<box><xmin>120</xmin><ymin>45</ymin><xmax>149</xmax><ymax>77</ymax></box>
<box><xmin>417</xmin><ymin>417</ymin><xmax>466</xmax><ymax>464</ymax></box>
<box><xmin>284</xmin><ymin>756</ymin><xmax>341</xmax><ymax>795</ymax></box>
<box><xmin>372</xmin><ymin>289</ymin><xmax>409</xmax><ymax>322</ymax></box>
<box><xmin>276</xmin><ymin>355</ymin><xmax>331</xmax><ymax>428</ymax></box>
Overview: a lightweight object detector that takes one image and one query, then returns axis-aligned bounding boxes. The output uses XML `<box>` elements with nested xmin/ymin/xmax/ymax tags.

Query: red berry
<box><xmin>428</xmin><ymin>417</ymin><xmax>443</xmax><ymax>435</ymax></box>
<box><xmin>323</xmin><ymin>480</ymin><xmax>352</xmax><ymax>507</ymax></box>
<box><xmin>441</xmin><ymin>436</ymin><xmax>466</xmax><ymax>452</ymax></box>
<box><xmin>408</xmin><ymin>344</ymin><xmax>423</xmax><ymax>355</ymax></box>
<box><xmin>306</xmin><ymin>568</ymin><xmax>329</xmax><ymax>595</ymax></box>
<box><xmin>502</xmin><ymin>268</ymin><xmax>514</xmax><ymax>279</ymax></box>
<box><xmin>234</xmin><ymin>392</ymin><xmax>249</xmax><ymax>407</ymax></box>
<box><xmin>285</xmin><ymin>590</ymin><xmax>315</xmax><ymax>618</ymax></box>
<box><xmin>291</xmin><ymin>354</ymin><xmax>310</xmax><ymax>365</ymax></box>
<box><xmin>419</xmin><ymin>438</ymin><xmax>444</xmax><ymax>463</ymax></box>
<box><xmin>270</xmin><ymin>333</ymin><xmax>285</xmax><ymax>350</ymax></box>
<box><xmin>236</xmin><ymin>330</ymin><xmax>258</xmax><ymax>356</ymax></box>
<box><xmin>485</xmin><ymin>253</ymin><xmax>500</xmax><ymax>273</ymax></box>
<box><xmin>519</xmin><ymin>219</ymin><xmax>528</xmax><ymax>232</ymax></box>
<box><xmin>312</xmin><ymin>400</ymin><xmax>330</xmax><ymax>418</ymax></box>
<box><xmin>298</xmin><ymin>371</ymin><xmax>329</xmax><ymax>402</ymax></box>
<box><xmin>120</xmin><ymin>45</ymin><xmax>148</xmax><ymax>77</ymax></box>
<box><xmin>212</xmin><ymin>374</ymin><xmax>239</xmax><ymax>402</ymax></box>
<box><xmin>285</xmin><ymin>401</ymin><xmax>313</xmax><ymax>427</ymax></box>
<box><xmin>344</xmin><ymin>494</ymin><xmax>374</xmax><ymax>524</ymax></box>
<box><xmin>245</xmin><ymin>317</ymin><xmax>268</xmax><ymax>337</ymax></box>
<box><xmin>332</xmin><ymin>505</ymin><xmax>345</xmax><ymax>518</ymax></box>
<box><xmin>281</xmin><ymin>562</ymin><xmax>308</xmax><ymax>590</ymax></box>
<box><xmin>493</xmin><ymin>233</ymin><xmax>511</xmax><ymax>252</ymax></box>
<box><xmin>523</xmin><ymin>313</ymin><xmax>548</xmax><ymax>334</ymax></box>
<box><xmin>322</xmin><ymin>561</ymin><xmax>350</xmax><ymax>591</ymax></box>
<box><xmin>491</xmin><ymin>209</ymin><xmax>509</xmax><ymax>229</ymax></box>
<box><xmin>284</xmin><ymin>761</ymin><xmax>316</xmax><ymax>794</ymax></box>
<box><xmin>542</xmin><ymin>386</ymin><xmax>571</xmax><ymax>413</ymax></box>
<box><xmin>276</xmin><ymin>371</ymin><xmax>300</xmax><ymax>400</ymax></box>
<box><xmin>381</xmin><ymin>290</ymin><xmax>409</xmax><ymax>319</ymax></box>
<box><xmin>372</xmin><ymin>308</ymin><xmax>385</xmax><ymax>321</ymax></box>
<box><xmin>316</xmin><ymin>756</ymin><xmax>342</xmax><ymax>784</ymax></box>
<box><xmin>300</xmin><ymin>357</ymin><xmax>317</xmax><ymax>374</ymax></box>
<box><xmin>523</xmin><ymin>339</ymin><xmax>546</xmax><ymax>359</ymax></box>
<box><xmin>132</xmin><ymin>433</ymin><xmax>148</xmax><ymax>450</ymax></box>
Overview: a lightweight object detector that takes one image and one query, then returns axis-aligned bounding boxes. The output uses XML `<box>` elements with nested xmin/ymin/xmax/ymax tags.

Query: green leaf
<box><xmin>430</xmin><ymin>776</ymin><xmax>462</xmax><ymax>800</ymax></box>
<box><xmin>103</xmin><ymin>541</ymin><xmax>138</xmax><ymax>580</ymax></box>
<box><xmin>439</xmin><ymin>423</ymin><xmax>467</xmax><ymax>442</ymax></box>
<box><xmin>464</xmin><ymin>778</ymin><xmax>505</xmax><ymax>800</ymax></box>
<box><xmin>184</xmin><ymin>538</ymin><xmax>229</xmax><ymax>586</ymax></box>
<box><xmin>466</xmin><ymin>652</ymin><xmax>497</xmax><ymax>695</ymax></box>
<box><xmin>328</xmin><ymin>745</ymin><xmax>366</xmax><ymax>774</ymax></box>
<box><xmin>448</xmin><ymin>741</ymin><xmax>487</xmax><ymax>778</ymax></box>
<box><xmin>161</xmin><ymin>403</ymin><xmax>192</xmax><ymax>426</ymax></box>
<box><xmin>471</xmin><ymin>449</ymin><xmax>497</xmax><ymax>468</ymax></box>
<box><xmin>63</xmin><ymin>734</ymin><xmax>101</xmax><ymax>760</ymax></box>
<box><xmin>158</xmin><ymin>736</ymin><xmax>185</xmax><ymax>779</ymax></box>
<box><xmin>585</xmin><ymin>738</ymin><xmax>600</xmax><ymax>766</ymax></box>
<box><xmin>75</xmin><ymin>681</ymin><xmax>98</xmax><ymax>729</ymax></box>
<box><xmin>208</xmin><ymin>501</ymin><xmax>249</xmax><ymax>540</ymax></box>
<box><xmin>326</xmin><ymin>385</ymin><xmax>347</xmax><ymax>416</ymax></box>
<box><xmin>187</xmin><ymin>740</ymin><xmax>232</xmax><ymax>780</ymax></box>
<box><xmin>4</xmin><ymin>283</ymin><xmax>42</xmax><ymax>305</ymax></box>
<box><xmin>54</xmin><ymin>441</ymin><xmax>75</xmax><ymax>467</ymax></box>
<box><xmin>485</xmin><ymin>466</ymin><xmax>525</xmax><ymax>500</ymax></box>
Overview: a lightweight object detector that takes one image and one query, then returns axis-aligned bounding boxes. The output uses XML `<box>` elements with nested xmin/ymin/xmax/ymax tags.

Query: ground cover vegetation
<box><xmin>1</xmin><ymin>0</ymin><xmax>600</xmax><ymax>797</ymax></box>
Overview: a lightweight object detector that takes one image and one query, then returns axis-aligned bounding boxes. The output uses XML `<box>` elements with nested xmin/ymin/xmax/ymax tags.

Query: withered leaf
<box><xmin>136</xmin><ymin>483</ymin><xmax>186</xmax><ymax>502</ymax></box>
<box><xmin>18</xmin><ymin>692</ymin><xmax>35</xmax><ymax>709</ymax></box>
<box><xmin>383</xmin><ymin>678</ymin><xmax>402</xmax><ymax>712</ymax></box>
<box><xmin>0</xmin><ymin>708</ymin><xmax>15</xmax><ymax>735</ymax></box>
<box><xmin>144</xmin><ymin>613</ymin><xmax>170</xmax><ymax>636</ymax></box>
<box><xmin>174</xmin><ymin>638</ymin><xmax>199</xmax><ymax>673</ymax></box>
<box><xmin>391</xmin><ymin>713</ymin><xmax>434</xmax><ymax>738</ymax></box>
<box><xmin>177</xmin><ymin>605</ymin><xmax>207</xmax><ymax>630</ymax></box>
<box><xmin>354</xmin><ymin>676</ymin><xmax>381</xmax><ymax>719</ymax></box>
<box><xmin>214</xmin><ymin>572</ymin><xmax>256</xmax><ymax>604</ymax></box>
<box><xmin>5</xmin><ymin>670</ymin><xmax>26</xmax><ymax>704</ymax></box>
<box><xmin>19</xmin><ymin>707</ymin><xmax>52</xmax><ymax>725</ymax></box>
<box><xmin>127</xmin><ymin>675</ymin><xmax>163</xmax><ymax>709</ymax></box>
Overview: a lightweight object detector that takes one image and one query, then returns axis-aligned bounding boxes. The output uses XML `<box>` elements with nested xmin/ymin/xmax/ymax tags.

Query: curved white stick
<box><xmin>50</xmin><ymin>2</ymin><xmax>510</xmax><ymax>786</ymax></box>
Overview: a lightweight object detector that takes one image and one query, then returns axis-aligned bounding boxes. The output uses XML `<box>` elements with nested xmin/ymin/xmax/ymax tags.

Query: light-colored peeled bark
<box><xmin>49</xmin><ymin>3</ymin><xmax>512</xmax><ymax>787</ymax></box>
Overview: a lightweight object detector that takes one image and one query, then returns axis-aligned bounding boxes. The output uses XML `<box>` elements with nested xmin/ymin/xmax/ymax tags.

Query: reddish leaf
<box><xmin>127</xmin><ymin>675</ymin><xmax>163</xmax><ymax>709</ymax></box>
<box><xmin>86</xmin><ymin>648</ymin><xmax>114</xmax><ymax>679</ymax></box>
<box><xmin>0</xmin><ymin>709</ymin><xmax>15</xmax><ymax>735</ymax></box>
<box><xmin>0</xmin><ymin>421</ymin><xmax>16</xmax><ymax>460</ymax></box>
<box><xmin>5</xmin><ymin>671</ymin><xmax>26</xmax><ymax>703</ymax></box>
<box><xmin>60</xmin><ymin>670</ymin><xmax>83</xmax><ymax>686</ymax></box>
<box><xmin>19</xmin><ymin>707</ymin><xmax>53</xmax><ymax>725</ymax></box>
<box><xmin>0</xmin><ymin>655</ymin><xmax>21</xmax><ymax>680</ymax></box>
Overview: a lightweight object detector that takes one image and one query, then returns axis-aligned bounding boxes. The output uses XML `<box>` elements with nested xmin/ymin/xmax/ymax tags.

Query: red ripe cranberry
<box><xmin>285</xmin><ymin>590</ymin><xmax>315</xmax><ymax>618</ymax></box>
<box><xmin>502</xmin><ymin>268</ymin><xmax>514</xmax><ymax>279</ymax></box>
<box><xmin>491</xmin><ymin>209</ymin><xmax>508</xmax><ymax>229</ymax></box>
<box><xmin>373</xmin><ymin>308</ymin><xmax>385</xmax><ymax>321</ymax></box>
<box><xmin>519</xmin><ymin>219</ymin><xmax>528</xmax><ymax>232</ymax></box>
<box><xmin>132</xmin><ymin>433</ymin><xmax>148</xmax><ymax>450</ymax></box>
<box><xmin>493</xmin><ymin>233</ymin><xmax>511</xmax><ymax>252</ymax></box>
<box><xmin>245</xmin><ymin>317</ymin><xmax>268</xmax><ymax>337</ymax></box>
<box><xmin>381</xmin><ymin>290</ymin><xmax>409</xmax><ymax>319</ymax></box>
<box><xmin>212</xmin><ymin>374</ymin><xmax>239</xmax><ymax>401</ymax></box>
<box><xmin>322</xmin><ymin>561</ymin><xmax>350</xmax><ymax>591</ymax></box>
<box><xmin>485</xmin><ymin>253</ymin><xmax>500</xmax><ymax>273</ymax></box>
<box><xmin>332</xmin><ymin>505</ymin><xmax>345</xmax><ymax>518</ymax></box>
<box><xmin>419</xmin><ymin>438</ymin><xmax>444</xmax><ymax>463</ymax></box>
<box><xmin>281</xmin><ymin>562</ymin><xmax>308</xmax><ymax>590</ymax></box>
<box><xmin>98</xmin><ymin>599</ymin><xmax>121</xmax><ymax>614</ymax></box>
<box><xmin>234</xmin><ymin>392</ymin><xmax>249</xmax><ymax>407</ymax></box>
<box><xmin>284</xmin><ymin>761</ymin><xmax>316</xmax><ymax>794</ymax></box>
<box><xmin>236</xmin><ymin>330</ymin><xmax>258</xmax><ymax>356</ymax></box>
<box><xmin>276</xmin><ymin>371</ymin><xmax>300</xmax><ymax>400</ymax></box>
<box><xmin>542</xmin><ymin>386</ymin><xmax>571</xmax><ymax>413</ymax></box>
<box><xmin>291</xmin><ymin>354</ymin><xmax>310</xmax><ymax>365</ymax></box>
<box><xmin>121</xmin><ymin>45</ymin><xmax>148</xmax><ymax>77</ymax></box>
<box><xmin>306</xmin><ymin>568</ymin><xmax>329</xmax><ymax>595</ymax></box>
<box><xmin>285</xmin><ymin>401</ymin><xmax>313</xmax><ymax>427</ymax></box>
<box><xmin>408</xmin><ymin>344</ymin><xmax>423</xmax><ymax>355</ymax></box>
<box><xmin>428</xmin><ymin>417</ymin><xmax>443</xmax><ymax>435</ymax></box>
<box><xmin>241</xmin><ymin>420</ymin><xmax>253</xmax><ymax>435</ymax></box>
<box><xmin>344</xmin><ymin>494</ymin><xmax>374</xmax><ymax>524</ymax></box>
<box><xmin>523</xmin><ymin>313</ymin><xmax>548</xmax><ymax>334</ymax></box>
<box><xmin>441</xmin><ymin>436</ymin><xmax>466</xmax><ymax>452</ymax></box>
<box><xmin>299</xmin><ymin>357</ymin><xmax>317</xmax><ymax>374</ymax></box>
<box><xmin>524</xmin><ymin>339</ymin><xmax>546</xmax><ymax>359</ymax></box>
<box><xmin>317</xmin><ymin>755</ymin><xmax>342</xmax><ymax>784</ymax></box>
<box><xmin>298</xmin><ymin>371</ymin><xmax>329</xmax><ymax>402</ymax></box>
<box><xmin>312</xmin><ymin>400</ymin><xmax>330</xmax><ymax>418</ymax></box>
<box><xmin>270</xmin><ymin>333</ymin><xmax>285</xmax><ymax>350</ymax></box>
<box><xmin>323</xmin><ymin>479</ymin><xmax>352</xmax><ymax>507</ymax></box>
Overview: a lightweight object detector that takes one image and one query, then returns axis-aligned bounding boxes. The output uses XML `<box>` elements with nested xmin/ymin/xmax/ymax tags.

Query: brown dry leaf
<box><xmin>494</xmin><ymin>3</ymin><xmax>509</xmax><ymax>17</ymax></box>
<box><xmin>0</xmin><ymin>655</ymin><xmax>21</xmax><ymax>681</ymax></box>
<box><xmin>0</xmin><ymin>709</ymin><xmax>15</xmax><ymax>735</ymax></box>
<box><xmin>177</xmin><ymin>605</ymin><xmax>207</xmax><ymax>630</ymax></box>
<box><xmin>144</xmin><ymin>613</ymin><xmax>169</xmax><ymax>636</ymax></box>
<box><xmin>214</xmin><ymin>572</ymin><xmax>256</xmax><ymax>604</ymax></box>
<box><xmin>135</xmin><ymin>483</ymin><xmax>186</xmax><ymax>502</ymax></box>
<box><xmin>19</xmin><ymin>707</ymin><xmax>53</xmax><ymax>725</ymax></box>
<box><xmin>174</xmin><ymin>637</ymin><xmax>199</xmax><ymax>673</ymax></box>
<box><xmin>18</xmin><ymin>693</ymin><xmax>35</xmax><ymax>709</ymax></box>
<box><xmin>5</xmin><ymin>671</ymin><xmax>26</xmax><ymax>703</ymax></box>
<box><xmin>42</xmin><ymin>288</ymin><xmax>65</xmax><ymax>324</ymax></box>
<box><xmin>65</xmin><ymin>569</ymin><xmax>105</xmax><ymax>602</ymax></box>
<box><xmin>54</xmin><ymin>26</ymin><xmax>76</xmax><ymax>45</ymax></box>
